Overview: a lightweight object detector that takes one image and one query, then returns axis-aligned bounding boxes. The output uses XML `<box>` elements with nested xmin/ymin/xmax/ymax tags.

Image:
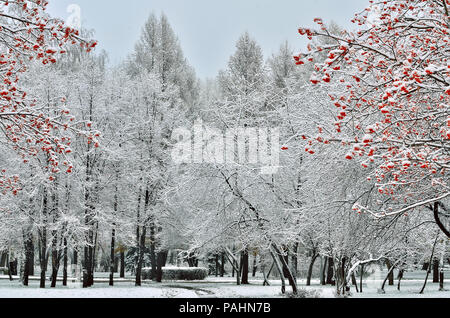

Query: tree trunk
<box><xmin>272</xmin><ymin>244</ymin><xmax>297</xmax><ymax>294</ymax></box>
<box><xmin>7</xmin><ymin>254</ymin><xmax>13</xmax><ymax>281</ymax></box>
<box><xmin>73</xmin><ymin>248</ymin><xmax>78</xmax><ymax>278</ymax></box>
<box><xmin>156</xmin><ymin>251</ymin><xmax>168</xmax><ymax>283</ymax></box>
<box><xmin>39</xmin><ymin>187</ymin><xmax>48</xmax><ymax>289</ymax></box>
<box><xmin>28</xmin><ymin>240</ymin><xmax>34</xmax><ymax>277</ymax></box>
<box><xmin>224</xmin><ymin>249</ymin><xmax>240</xmax><ymax>286</ymax></box>
<box><xmin>319</xmin><ymin>257</ymin><xmax>326</xmax><ymax>286</ymax></box>
<box><xmin>336</xmin><ymin>258</ymin><xmax>348</xmax><ymax>295</ymax></box>
<box><xmin>50</xmin><ymin>178</ymin><xmax>60</xmax><ymax>288</ymax></box>
<box><xmin>62</xmin><ymin>238</ymin><xmax>68</xmax><ymax>286</ymax></box>
<box><xmin>326</xmin><ymin>257</ymin><xmax>335</xmax><ymax>285</ymax></box>
<box><xmin>90</xmin><ymin>222</ymin><xmax>99</xmax><ymax>286</ymax></box>
<box><xmin>306</xmin><ymin>253</ymin><xmax>319</xmax><ymax>286</ymax></box>
<box><xmin>252</xmin><ymin>254</ymin><xmax>257</xmax><ymax>277</ymax></box>
<box><xmin>135</xmin><ymin>227</ymin><xmax>146</xmax><ymax>286</ymax></box>
<box><xmin>23</xmin><ymin>233</ymin><xmax>33</xmax><ymax>286</ymax></box>
<box><xmin>385</xmin><ymin>259</ymin><xmax>394</xmax><ymax>286</ymax></box>
<box><xmin>380</xmin><ymin>263</ymin><xmax>397</xmax><ymax>293</ymax></box>
<box><xmin>109</xmin><ymin>227</ymin><xmax>116</xmax><ymax>286</ymax></box>
<box><xmin>110</xmin><ymin>168</ymin><xmax>119</xmax><ymax>286</ymax></box>
<box><xmin>397</xmin><ymin>269</ymin><xmax>404</xmax><ymax>291</ymax></box>
<box><xmin>149</xmin><ymin>223</ymin><xmax>157</xmax><ymax>280</ymax></box>
<box><xmin>360</xmin><ymin>264</ymin><xmax>364</xmax><ymax>293</ymax></box>
<box><xmin>241</xmin><ymin>249</ymin><xmax>249</xmax><ymax>284</ymax></box>
<box><xmin>220</xmin><ymin>252</ymin><xmax>225</xmax><ymax>277</ymax></box>
<box><xmin>270</xmin><ymin>249</ymin><xmax>286</xmax><ymax>295</ymax></box>
<box><xmin>215</xmin><ymin>254</ymin><xmax>219</xmax><ymax>277</ymax></box>
<box><xmin>120</xmin><ymin>250</ymin><xmax>125</xmax><ymax>278</ymax></box>
<box><xmin>439</xmin><ymin>269</ymin><xmax>444</xmax><ymax>291</ymax></box>
<box><xmin>420</xmin><ymin>233</ymin><xmax>439</xmax><ymax>294</ymax></box>
<box><xmin>291</xmin><ymin>243</ymin><xmax>298</xmax><ymax>280</ymax></box>
<box><xmin>351</xmin><ymin>272</ymin><xmax>359</xmax><ymax>293</ymax></box>
<box><xmin>260</xmin><ymin>254</ymin><xmax>270</xmax><ymax>286</ymax></box>
<box><xmin>50</xmin><ymin>245</ymin><xmax>59</xmax><ymax>288</ymax></box>
<box><xmin>433</xmin><ymin>258</ymin><xmax>439</xmax><ymax>283</ymax></box>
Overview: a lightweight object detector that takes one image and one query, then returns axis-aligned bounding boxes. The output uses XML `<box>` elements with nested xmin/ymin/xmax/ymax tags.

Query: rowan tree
<box><xmin>0</xmin><ymin>0</ymin><xmax>96</xmax><ymax>193</ymax></box>
<box><xmin>295</xmin><ymin>0</ymin><xmax>450</xmax><ymax>235</ymax></box>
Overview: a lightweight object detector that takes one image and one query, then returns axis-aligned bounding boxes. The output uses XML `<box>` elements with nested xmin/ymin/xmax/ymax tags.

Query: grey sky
<box><xmin>47</xmin><ymin>0</ymin><xmax>368</xmax><ymax>79</ymax></box>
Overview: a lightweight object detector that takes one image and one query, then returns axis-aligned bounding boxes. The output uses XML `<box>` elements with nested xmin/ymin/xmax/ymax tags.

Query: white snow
<box><xmin>1</xmin><ymin>270</ymin><xmax>449</xmax><ymax>298</ymax></box>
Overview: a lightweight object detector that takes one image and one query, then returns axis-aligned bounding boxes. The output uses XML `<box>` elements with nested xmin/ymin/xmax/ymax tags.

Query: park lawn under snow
<box><xmin>0</xmin><ymin>270</ymin><xmax>449</xmax><ymax>298</ymax></box>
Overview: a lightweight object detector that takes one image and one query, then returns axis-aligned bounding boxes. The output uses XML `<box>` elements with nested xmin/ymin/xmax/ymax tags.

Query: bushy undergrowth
<box><xmin>142</xmin><ymin>267</ymin><xmax>208</xmax><ymax>281</ymax></box>
<box><xmin>285</xmin><ymin>289</ymin><xmax>322</xmax><ymax>298</ymax></box>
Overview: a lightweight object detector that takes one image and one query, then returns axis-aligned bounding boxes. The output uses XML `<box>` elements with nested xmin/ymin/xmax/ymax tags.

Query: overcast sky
<box><xmin>47</xmin><ymin>0</ymin><xmax>368</xmax><ymax>79</ymax></box>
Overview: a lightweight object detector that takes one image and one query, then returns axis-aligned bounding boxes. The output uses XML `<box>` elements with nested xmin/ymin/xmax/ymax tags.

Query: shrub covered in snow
<box><xmin>142</xmin><ymin>267</ymin><xmax>208</xmax><ymax>281</ymax></box>
<box><xmin>285</xmin><ymin>289</ymin><xmax>322</xmax><ymax>298</ymax></box>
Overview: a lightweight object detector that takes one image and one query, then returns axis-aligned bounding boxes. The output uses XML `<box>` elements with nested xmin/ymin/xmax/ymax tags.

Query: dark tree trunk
<box><xmin>320</xmin><ymin>257</ymin><xmax>327</xmax><ymax>286</ymax></box>
<box><xmin>50</xmin><ymin>246</ymin><xmax>59</xmax><ymax>288</ymax></box>
<box><xmin>252</xmin><ymin>254</ymin><xmax>257</xmax><ymax>277</ymax></box>
<box><xmin>281</xmin><ymin>248</ymin><xmax>291</xmax><ymax>284</ymax></box>
<box><xmin>7</xmin><ymin>255</ymin><xmax>13</xmax><ymax>281</ymax></box>
<box><xmin>337</xmin><ymin>258</ymin><xmax>348</xmax><ymax>295</ymax></box>
<box><xmin>28</xmin><ymin>247</ymin><xmax>34</xmax><ymax>276</ymax></box>
<box><xmin>270</xmin><ymin>250</ymin><xmax>286</xmax><ymax>294</ymax></box>
<box><xmin>114</xmin><ymin>256</ymin><xmax>119</xmax><ymax>272</ymax></box>
<box><xmin>120</xmin><ymin>250</ymin><xmax>125</xmax><ymax>278</ymax></box>
<box><xmin>23</xmin><ymin>257</ymin><xmax>29</xmax><ymax>286</ymax></box>
<box><xmin>360</xmin><ymin>264</ymin><xmax>364</xmax><ymax>293</ymax></box>
<box><xmin>272</xmin><ymin>244</ymin><xmax>298</xmax><ymax>294</ymax></box>
<box><xmin>62</xmin><ymin>238</ymin><xmax>68</xmax><ymax>286</ymax></box>
<box><xmin>241</xmin><ymin>249</ymin><xmax>249</xmax><ymax>284</ymax></box>
<box><xmin>73</xmin><ymin>248</ymin><xmax>78</xmax><ymax>277</ymax></box>
<box><xmin>351</xmin><ymin>272</ymin><xmax>359</xmax><ymax>293</ymax></box>
<box><xmin>326</xmin><ymin>257</ymin><xmax>335</xmax><ymax>285</ymax></box>
<box><xmin>135</xmin><ymin>227</ymin><xmax>146</xmax><ymax>286</ymax></box>
<box><xmin>83</xmin><ymin>244</ymin><xmax>94</xmax><ymax>288</ymax></box>
<box><xmin>28</xmin><ymin>241</ymin><xmax>34</xmax><ymax>276</ymax></box>
<box><xmin>50</xmin><ymin>179</ymin><xmax>60</xmax><ymax>289</ymax></box>
<box><xmin>434</xmin><ymin>202</ymin><xmax>450</xmax><ymax>238</ymax></box>
<box><xmin>439</xmin><ymin>268</ymin><xmax>444</xmax><ymax>291</ymax></box>
<box><xmin>109</xmin><ymin>227</ymin><xmax>116</xmax><ymax>286</ymax></box>
<box><xmin>306</xmin><ymin>253</ymin><xmax>319</xmax><ymax>286</ymax></box>
<box><xmin>220</xmin><ymin>253</ymin><xmax>225</xmax><ymax>277</ymax></box>
<box><xmin>149</xmin><ymin>223</ymin><xmax>157</xmax><ymax>280</ymax></box>
<box><xmin>380</xmin><ymin>264</ymin><xmax>397</xmax><ymax>293</ymax></box>
<box><xmin>215</xmin><ymin>254</ymin><xmax>219</xmax><ymax>277</ymax></box>
<box><xmin>110</xmin><ymin>168</ymin><xmax>119</xmax><ymax>286</ymax></box>
<box><xmin>291</xmin><ymin>243</ymin><xmax>298</xmax><ymax>279</ymax></box>
<box><xmin>156</xmin><ymin>251</ymin><xmax>168</xmax><ymax>283</ymax></box>
<box><xmin>420</xmin><ymin>233</ymin><xmax>439</xmax><ymax>294</ymax></box>
<box><xmin>397</xmin><ymin>269</ymin><xmax>404</xmax><ymax>291</ymax></box>
<box><xmin>224</xmin><ymin>249</ymin><xmax>240</xmax><ymax>285</ymax></box>
<box><xmin>39</xmin><ymin>187</ymin><xmax>48</xmax><ymax>289</ymax></box>
<box><xmin>186</xmin><ymin>252</ymin><xmax>197</xmax><ymax>268</ymax></box>
<box><xmin>385</xmin><ymin>259</ymin><xmax>394</xmax><ymax>286</ymax></box>
<box><xmin>90</xmin><ymin>222</ymin><xmax>99</xmax><ymax>287</ymax></box>
<box><xmin>433</xmin><ymin>258</ymin><xmax>440</xmax><ymax>283</ymax></box>
<box><xmin>0</xmin><ymin>252</ymin><xmax>7</xmax><ymax>268</ymax></box>
<box><xmin>23</xmin><ymin>233</ymin><xmax>33</xmax><ymax>286</ymax></box>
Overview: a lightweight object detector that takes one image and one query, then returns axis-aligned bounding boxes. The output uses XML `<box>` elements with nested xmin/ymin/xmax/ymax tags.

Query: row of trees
<box><xmin>0</xmin><ymin>0</ymin><xmax>448</xmax><ymax>297</ymax></box>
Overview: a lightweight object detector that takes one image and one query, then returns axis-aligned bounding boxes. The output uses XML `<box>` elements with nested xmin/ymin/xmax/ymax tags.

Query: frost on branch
<box><xmin>296</xmin><ymin>0</ymin><xmax>450</xmax><ymax>215</ymax></box>
<box><xmin>0</xmin><ymin>0</ymin><xmax>97</xmax><ymax>192</ymax></box>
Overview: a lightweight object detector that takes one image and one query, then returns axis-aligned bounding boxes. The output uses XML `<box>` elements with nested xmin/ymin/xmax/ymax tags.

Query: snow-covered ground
<box><xmin>0</xmin><ymin>271</ymin><xmax>449</xmax><ymax>298</ymax></box>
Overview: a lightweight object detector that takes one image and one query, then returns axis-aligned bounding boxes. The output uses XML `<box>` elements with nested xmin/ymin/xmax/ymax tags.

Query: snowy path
<box><xmin>0</xmin><ymin>274</ymin><xmax>449</xmax><ymax>298</ymax></box>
